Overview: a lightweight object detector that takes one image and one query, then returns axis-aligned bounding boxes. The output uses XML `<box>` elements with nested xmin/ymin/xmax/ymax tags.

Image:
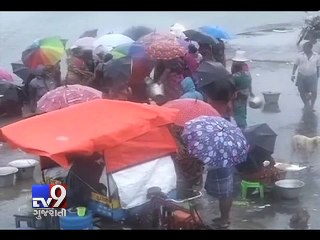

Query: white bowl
<box><xmin>8</xmin><ymin>159</ymin><xmax>39</xmax><ymax>180</ymax></box>
<box><xmin>8</xmin><ymin>159</ymin><xmax>38</xmax><ymax>168</ymax></box>
<box><xmin>0</xmin><ymin>167</ymin><xmax>19</xmax><ymax>187</ymax></box>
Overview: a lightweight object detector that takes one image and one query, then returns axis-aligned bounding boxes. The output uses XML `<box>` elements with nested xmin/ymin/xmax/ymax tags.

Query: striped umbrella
<box><xmin>22</xmin><ymin>37</ymin><xmax>65</xmax><ymax>70</ymax></box>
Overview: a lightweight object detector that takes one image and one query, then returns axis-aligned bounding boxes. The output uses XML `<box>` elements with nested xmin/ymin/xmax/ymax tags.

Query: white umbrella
<box><xmin>93</xmin><ymin>34</ymin><xmax>134</xmax><ymax>51</ymax></box>
<box><xmin>71</xmin><ymin>37</ymin><xmax>96</xmax><ymax>50</ymax></box>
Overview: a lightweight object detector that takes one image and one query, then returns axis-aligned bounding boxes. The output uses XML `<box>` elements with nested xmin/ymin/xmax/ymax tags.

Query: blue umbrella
<box><xmin>111</xmin><ymin>42</ymin><xmax>148</xmax><ymax>59</ymax></box>
<box><xmin>182</xmin><ymin>116</ymin><xmax>248</xmax><ymax>169</ymax></box>
<box><xmin>199</xmin><ymin>26</ymin><xmax>231</xmax><ymax>40</ymax></box>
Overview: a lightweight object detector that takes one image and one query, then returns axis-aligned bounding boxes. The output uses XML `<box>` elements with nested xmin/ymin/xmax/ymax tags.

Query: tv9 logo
<box><xmin>32</xmin><ymin>184</ymin><xmax>67</xmax><ymax>208</ymax></box>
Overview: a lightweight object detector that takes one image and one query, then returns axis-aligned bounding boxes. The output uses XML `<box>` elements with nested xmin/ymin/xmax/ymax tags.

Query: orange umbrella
<box><xmin>163</xmin><ymin>98</ymin><xmax>220</xmax><ymax>127</ymax></box>
<box><xmin>0</xmin><ymin>99</ymin><xmax>179</xmax><ymax>173</ymax></box>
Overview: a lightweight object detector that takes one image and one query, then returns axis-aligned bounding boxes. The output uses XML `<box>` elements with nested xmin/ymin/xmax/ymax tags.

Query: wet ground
<box><xmin>195</xmin><ymin>58</ymin><xmax>320</xmax><ymax>230</ymax></box>
<box><xmin>1</xmin><ymin>12</ymin><xmax>320</xmax><ymax>229</ymax></box>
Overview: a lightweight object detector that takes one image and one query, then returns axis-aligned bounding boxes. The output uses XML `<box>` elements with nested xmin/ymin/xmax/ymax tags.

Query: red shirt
<box><xmin>184</xmin><ymin>53</ymin><xmax>199</xmax><ymax>73</ymax></box>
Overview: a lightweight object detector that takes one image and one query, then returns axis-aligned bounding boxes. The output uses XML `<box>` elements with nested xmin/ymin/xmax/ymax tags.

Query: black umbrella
<box><xmin>243</xmin><ymin>123</ymin><xmax>277</xmax><ymax>154</ymax></box>
<box><xmin>11</xmin><ymin>61</ymin><xmax>34</xmax><ymax>84</ymax></box>
<box><xmin>183</xmin><ymin>29</ymin><xmax>218</xmax><ymax>45</ymax></box>
<box><xmin>79</xmin><ymin>29</ymin><xmax>98</xmax><ymax>38</ymax></box>
<box><xmin>193</xmin><ymin>61</ymin><xmax>232</xmax><ymax>88</ymax></box>
<box><xmin>102</xmin><ymin>57</ymin><xmax>132</xmax><ymax>88</ymax></box>
<box><xmin>0</xmin><ymin>81</ymin><xmax>21</xmax><ymax>102</ymax></box>
<box><xmin>122</xmin><ymin>26</ymin><xmax>153</xmax><ymax>41</ymax></box>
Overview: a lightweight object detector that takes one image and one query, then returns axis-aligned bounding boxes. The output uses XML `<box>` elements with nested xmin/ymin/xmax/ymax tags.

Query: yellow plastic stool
<box><xmin>241</xmin><ymin>180</ymin><xmax>264</xmax><ymax>200</ymax></box>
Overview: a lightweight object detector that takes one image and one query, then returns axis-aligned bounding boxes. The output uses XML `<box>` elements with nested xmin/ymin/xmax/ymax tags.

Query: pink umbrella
<box><xmin>37</xmin><ymin>84</ymin><xmax>102</xmax><ymax>113</ymax></box>
<box><xmin>138</xmin><ymin>32</ymin><xmax>176</xmax><ymax>46</ymax></box>
<box><xmin>146</xmin><ymin>39</ymin><xmax>187</xmax><ymax>60</ymax></box>
<box><xmin>163</xmin><ymin>98</ymin><xmax>220</xmax><ymax>127</ymax></box>
<box><xmin>138</xmin><ymin>33</ymin><xmax>187</xmax><ymax>60</ymax></box>
<box><xmin>0</xmin><ymin>68</ymin><xmax>14</xmax><ymax>82</ymax></box>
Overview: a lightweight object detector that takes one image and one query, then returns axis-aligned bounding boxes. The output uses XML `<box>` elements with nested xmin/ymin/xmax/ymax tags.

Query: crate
<box><xmin>88</xmin><ymin>200</ymin><xmax>127</xmax><ymax>222</ymax></box>
<box><xmin>88</xmin><ymin>192</ymin><xmax>127</xmax><ymax>222</ymax></box>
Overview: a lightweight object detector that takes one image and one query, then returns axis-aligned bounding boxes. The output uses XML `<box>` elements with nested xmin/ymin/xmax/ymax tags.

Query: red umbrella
<box><xmin>0</xmin><ymin>99</ymin><xmax>178</xmax><ymax>172</ymax></box>
<box><xmin>146</xmin><ymin>40</ymin><xmax>187</xmax><ymax>60</ymax></box>
<box><xmin>0</xmin><ymin>68</ymin><xmax>23</xmax><ymax>87</ymax></box>
<box><xmin>163</xmin><ymin>98</ymin><xmax>220</xmax><ymax>126</ymax></box>
<box><xmin>138</xmin><ymin>33</ymin><xmax>187</xmax><ymax>60</ymax></box>
<box><xmin>138</xmin><ymin>32</ymin><xmax>176</xmax><ymax>46</ymax></box>
<box><xmin>37</xmin><ymin>85</ymin><xmax>102</xmax><ymax>113</ymax></box>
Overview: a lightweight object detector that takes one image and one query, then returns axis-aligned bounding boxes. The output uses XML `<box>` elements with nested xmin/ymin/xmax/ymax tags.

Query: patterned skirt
<box><xmin>205</xmin><ymin>167</ymin><xmax>234</xmax><ymax>199</ymax></box>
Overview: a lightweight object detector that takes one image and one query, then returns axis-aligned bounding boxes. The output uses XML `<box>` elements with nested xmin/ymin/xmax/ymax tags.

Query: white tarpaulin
<box><xmin>103</xmin><ymin>155</ymin><xmax>176</xmax><ymax>209</ymax></box>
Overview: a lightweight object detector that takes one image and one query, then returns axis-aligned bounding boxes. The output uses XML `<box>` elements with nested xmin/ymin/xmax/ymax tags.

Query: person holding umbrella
<box><xmin>47</xmin><ymin>61</ymin><xmax>62</xmax><ymax>87</ymax></box>
<box><xmin>236</xmin><ymin>123</ymin><xmax>281</xmax><ymax>185</ymax></box>
<box><xmin>91</xmin><ymin>53</ymin><xmax>113</xmax><ymax>90</ymax></box>
<box><xmin>29</xmin><ymin>65</ymin><xmax>58</xmax><ymax>113</ymax></box>
<box><xmin>183</xmin><ymin>44</ymin><xmax>201</xmax><ymax>77</ymax></box>
<box><xmin>212</xmin><ymin>39</ymin><xmax>226</xmax><ymax>67</ymax></box>
<box><xmin>99</xmin><ymin>56</ymin><xmax>133</xmax><ymax>101</ymax></box>
<box><xmin>0</xmin><ymin>69</ymin><xmax>24</xmax><ymax>117</ymax></box>
<box><xmin>194</xmin><ymin>60</ymin><xmax>236</xmax><ymax>121</ymax></box>
<box><xmin>157</xmin><ymin>59</ymin><xmax>185</xmax><ymax>102</ymax></box>
<box><xmin>65</xmin><ymin>47</ymin><xmax>94</xmax><ymax>86</ymax></box>
<box><xmin>182</xmin><ymin>116</ymin><xmax>248</xmax><ymax>229</ymax></box>
<box><xmin>164</xmin><ymin>98</ymin><xmax>220</xmax><ymax>197</ymax></box>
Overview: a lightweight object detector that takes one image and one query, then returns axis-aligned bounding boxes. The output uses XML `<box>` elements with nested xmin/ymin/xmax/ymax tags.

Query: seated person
<box><xmin>236</xmin><ymin>146</ymin><xmax>281</xmax><ymax>185</ymax></box>
<box><xmin>65</xmin><ymin>152</ymin><xmax>107</xmax><ymax>208</ymax></box>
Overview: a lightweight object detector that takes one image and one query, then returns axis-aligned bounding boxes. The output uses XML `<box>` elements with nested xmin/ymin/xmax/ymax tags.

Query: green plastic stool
<box><xmin>241</xmin><ymin>180</ymin><xmax>264</xmax><ymax>200</ymax></box>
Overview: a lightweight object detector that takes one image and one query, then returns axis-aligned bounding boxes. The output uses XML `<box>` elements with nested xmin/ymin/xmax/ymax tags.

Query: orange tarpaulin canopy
<box><xmin>0</xmin><ymin>99</ymin><xmax>179</xmax><ymax>172</ymax></box>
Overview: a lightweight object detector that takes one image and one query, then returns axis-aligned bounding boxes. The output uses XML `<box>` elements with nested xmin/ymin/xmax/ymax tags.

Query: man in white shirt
<box><xmin>292</xmin><ymin>41</ymin><xmax>320</xmax><ymax>111</ymax></box>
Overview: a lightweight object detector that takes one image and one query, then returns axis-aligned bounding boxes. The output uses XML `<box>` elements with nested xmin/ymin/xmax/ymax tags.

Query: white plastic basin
<box><xmin>0</xmin><ymin>167</ymin><xmax>18</xmax><ymax>187</ymax></box>
<box><xmin>8</xmin><ymin>159</ymin><xmax>39</xmax><ymax>180</ymax></box>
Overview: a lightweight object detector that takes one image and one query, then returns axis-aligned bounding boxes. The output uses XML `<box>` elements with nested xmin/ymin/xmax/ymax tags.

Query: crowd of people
<box><xmin>4</xmin><ymin>25</ymin><xmax>319</xmax><ymax>229</ymax></box>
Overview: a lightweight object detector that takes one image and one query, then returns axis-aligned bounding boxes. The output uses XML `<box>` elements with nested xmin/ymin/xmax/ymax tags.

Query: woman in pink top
<box><xmin>183</xmin><ymin>44</ymin><xmax>200</xmax><ymax>77</ymax></box>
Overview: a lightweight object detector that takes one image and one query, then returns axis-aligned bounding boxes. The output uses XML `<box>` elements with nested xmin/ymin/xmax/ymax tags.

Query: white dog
<box><xmin>291</xmin><ymin>135</ymin><xmax>320</xmax><ymax>160</ymax></box>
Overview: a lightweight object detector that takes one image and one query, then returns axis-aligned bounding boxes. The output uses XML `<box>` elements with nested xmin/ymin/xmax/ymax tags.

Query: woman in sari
<box><xmin>236</xmin><ymin>146</ymin><xmax>281</xmax><ymax>186</ymax></box>
<box><xmin>169</xmin><ymin>124</ymin><xmax>204</xmax><ymax>198</ymax></box>
<box><xmin>158</xmin><ymin>59</ymin><xmax>185</xmax><ymax>101</ymax></box>
<box><xmin>231</xmin><ymin>51</ymin><xmax>254</xmax><ymax>129</ymax></box>
<box><xmin>65</xmin><ymin>47</ymin><xmax>94</xmax><ymax>86</ymax></box>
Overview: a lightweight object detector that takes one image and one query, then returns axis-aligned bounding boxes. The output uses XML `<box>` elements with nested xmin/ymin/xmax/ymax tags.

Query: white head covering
<box><xmin>170</xmin><ymin>23</ymin><xmax>187</xmax><ymax>39</ymax></box>
<box><xmin>232</xmin><ymin>50</ymin><xmax>249</xmax><ymax>62</ymax></box>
